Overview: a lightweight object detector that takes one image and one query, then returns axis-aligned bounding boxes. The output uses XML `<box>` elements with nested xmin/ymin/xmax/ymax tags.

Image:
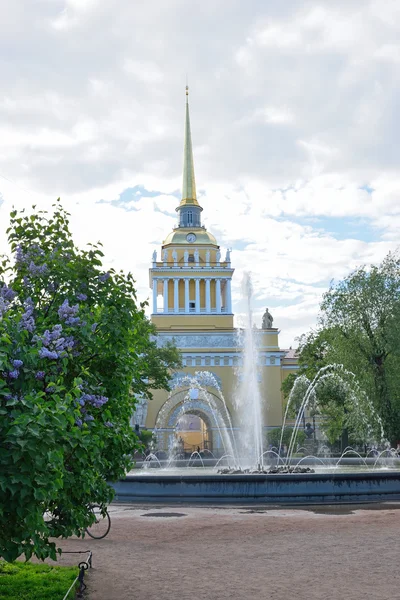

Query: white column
<box><xmin>195</xmin><ymin>278</ymin><xmax>200</xmax><ymax>313</ymax></box>
<box><xmin>205</xmin><ymin>278</ymin><xmax>211</xmax><ymax>313</ymax></box>
<box><xmin>216</xmin><ymin>279</ymin><xmax>221</xmax><ymax>313</ymax></box>
<box><xmin>226</xmin><ymin>278</ymin><xmax>232</xmax><ymax>313</ymax></box>
<box><xmin>163</xmin><ymin>278</ymin><xmax>169</xmax><ymax>314</ymax></box>
<box><xmin>174</xmin><ymin>278</ymin><xmax>179</xmax><ymax>313</ymax></box>
<box><xmin>184</xmin><ymin>278</ymin><xmax>190</xmax><ymax>313</ymax></box>
<box><xmin>152</xmin><ymin>279</ymin><xmax>158</xmax><ymax>314</ymax></box>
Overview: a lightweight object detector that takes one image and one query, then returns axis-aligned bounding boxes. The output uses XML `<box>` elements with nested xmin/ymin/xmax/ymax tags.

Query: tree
<box><xmin>0</xmin><ymin>202</ymin><xmax>181</xmax><ymax>562</ymax></box>
<box><xmin>319</xmin><ymin>253</ymin><xmax>400</xmax><ymax>442</ymax></box>
<box><xmin>289</xmin><ymin>253</ymin><xmax>400</xmax><ymax>444</ymax></box>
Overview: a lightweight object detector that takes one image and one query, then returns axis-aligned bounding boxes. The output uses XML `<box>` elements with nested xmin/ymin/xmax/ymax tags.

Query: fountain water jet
<box><xmin>235</xmin><ymin>273</ymin><xmax>264</xmax><ymax>467</ymax></box>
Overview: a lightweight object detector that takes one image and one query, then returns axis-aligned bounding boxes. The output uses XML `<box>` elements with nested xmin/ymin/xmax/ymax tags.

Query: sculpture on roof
<box><xmin>262</xmin><ymin>308</ymin><xmax>273</xmax><ymax>329</ymax></box>
<box><xmin>152</xmin><ymin>250</ymin><xmax>157</xmax><ymax>262</ymax></box>
<box><xmin>163</xmin><ymin>249</ymin><xmax>168</xmax><ymax>263</ymax></box>
<box><xmin>172</xmin><ymin>249</ymin><xmax>178</xmax><ymax>264</ymax></box>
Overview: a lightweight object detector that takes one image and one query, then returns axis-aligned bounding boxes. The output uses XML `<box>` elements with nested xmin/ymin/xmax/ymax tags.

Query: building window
<box><xmin>224</xmin><ymin>357</ymin><xmax>229</xmax><ymax>366</ymax></box>
<box><xmin>270</xmin><ymin>357</ymin><xmax>276</xmax><ymax>365</ymax></box>
<box><xmin>195</xmin><ymin>356</ymin><xmax>202</xmax><ymax>366</ymax></box>
<box><xmin>233</xmin><ymin>356</ymin><xmax>238</xmax><ymax>366</ymax></box>
<box><xmin>215</xmin><ymin>357</ymin><xmax>220</xmax><ymax>365</ymax></box>
<box><xmin>186</xmin><ymin>357</ymin><xmax>193</xmax><ymax>366</ymax></box>
<box><xmin>188</xmin><ymin>211</ymin><xmax>193</xmax><ymax>225</ymax></box>
<box><xmin>188</xmin><ymin>254</ymin><xmax>195</xmax><ymax>263</ymax></box>
<box><xmin>205</xmin><ymin>357</ymin><xmax>211</xmax><ymax>366</ymax></box>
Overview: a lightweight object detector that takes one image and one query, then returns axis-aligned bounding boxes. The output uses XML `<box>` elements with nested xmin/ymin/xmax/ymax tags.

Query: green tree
<box><xmin>288</xmin><ymin>253</ymin><xmax>400</xmax><ymax>444</ymax></box>
<box><xmin>0</xmin><ymin>202</ymin><xmax>180</xmax><ymax>562</ymax></box>
<box><xmin>319</xmin><ymin>252</ymin><xmax>400</xmax><ymax>442</ymax></box>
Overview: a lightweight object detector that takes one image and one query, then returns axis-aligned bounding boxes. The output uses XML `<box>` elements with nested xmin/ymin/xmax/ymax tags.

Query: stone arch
<box><xmin>154</xmin><ymin>387</ymin><xmax>233</xmax><ymax>454</ymax></box>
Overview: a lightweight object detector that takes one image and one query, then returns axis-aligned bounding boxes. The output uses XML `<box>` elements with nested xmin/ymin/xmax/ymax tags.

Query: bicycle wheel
<box><xmin>85</xmin><ymin>505</ymin><xmax>111</xmax><ymax>539</ymax></box>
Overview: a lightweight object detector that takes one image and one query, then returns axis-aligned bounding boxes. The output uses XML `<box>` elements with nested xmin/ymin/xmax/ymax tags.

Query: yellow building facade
<box><xmin>139</xmin><ymin>88</ymin><xmax>299</xmax><ymax>455</ymax></box>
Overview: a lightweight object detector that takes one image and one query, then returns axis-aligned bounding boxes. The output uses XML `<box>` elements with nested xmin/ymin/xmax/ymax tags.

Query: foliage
<box><xmin>281</xmin><ymin>373</ymin><xmax>297</xmax><ymax>402</ymax></box>
<box><xmin>0</xmin><ymin>561</ymin><xmax>78</xmax><ymax>600</ymax></box>
<box><xmin>266</xmin><ymin>427</ymin><xmax>306</xmax><ymax>449</ymax></box>
<box><xmin>319</xmin><ymin>253</ymin><xmax>400</xmax><ymax>441</ymax></box>
<box><xmin>138</xmin><ymin>429</ymin><xmax>156</xmax><ymax>450</ymax></box>
<box><xmin>290</xmin><ymin>252</ymin><xmax>400</xmax><ymax>443</ymax></box>
<box><xmin>0</xmin><ymin>202</ymin><xmax>181</xmax><ymax>562</ymax></box>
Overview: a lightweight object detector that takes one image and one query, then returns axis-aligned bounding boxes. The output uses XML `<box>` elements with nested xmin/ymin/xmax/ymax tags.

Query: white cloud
<box><xmin>0</xmin><ymin>0</ymin><xmax>399</xmax><ymax>347</ymax></box>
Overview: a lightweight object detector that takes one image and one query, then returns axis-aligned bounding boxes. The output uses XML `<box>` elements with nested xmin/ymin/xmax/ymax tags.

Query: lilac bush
<box><xmin>0</xmin><ymin>202</ymin><xmax>181</xmax><ymax>562</ymax></box>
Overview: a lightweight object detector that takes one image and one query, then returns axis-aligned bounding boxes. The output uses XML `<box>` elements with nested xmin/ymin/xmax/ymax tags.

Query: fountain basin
<box><xmin>112</xmin><ymin>470</ymin><xmax>400</xmax><ymax>504</ymax></box>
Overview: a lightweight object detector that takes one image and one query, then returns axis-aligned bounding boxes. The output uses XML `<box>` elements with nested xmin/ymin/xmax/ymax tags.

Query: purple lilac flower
<box><xmin>58</xmin><ymin>300</ymin><xmax>80</xmax><ymax>325</ymax></box>
<box><xmin>98</xmin><ymin>272</ymin><xmax>110</xmax><ymax>283</ymax></box>
<box><xmin>12</xmin><ymin>360</ymin><xmax>23</xmax><ymax>368</ymax></box>
<box><xmin>41</xmin><ymin>330</ymin><xmax>52</xmax><ymax>346</ymax></box>
<box><xmin>45</xmin><ymin>386</ymin><xmax>56</xmax><ymax>393</ymax></box>
<box><xmin>104</xmin><ymin>421</ymin><xmax>113</xmax><ymax>428</ymax></box>
<box><xmin>35</xmin><ymin>371</ymin><xmax>45</xmax><ymax>380</ymax></box>
<box><xmin>8</xmin><ymin>370</ymin><xmax>19</xmax><ymax>379</ymax></box>
<box><xmin>39</xmin><ymin>347</ymin><xmax>59</xmax><ymax>360</ymax></box>
<box><xmin>76</xmin><ymin>293</ymin><xmax>87</xmax><ymax>301</ymax></box>
<box><xmin>1</xmin><ymin>284</ymin><xmax>16</xmax><ymax>302</ymax></box>
<box><xmin>19</xmin><ymin>298</ymin><xmax>35</xmax><ymax>333</ymax></box>
<box><xmin>51</xmin><ymin>324</ymin><xmax>63</xmax><ymax>340</ymax></box>
<box><xmin>91</xmin><ymin>323</ymin><xmax>98</xmax><ymax>333</ymax></box>
<box><xmin>84</xmin><ymin>414</ymin><xmax>94</xmax><ymax>422</ymax></box>
<box><xmin>0</xmin><ymin>285</ymin><xmax>17</xmax><ymax>318</ymax></box>
<box><xmin>75</xmin><ymin>419</ymin><xmax>83</xmax><ymax>427</ymax></box>
<box><xmin>28</xmin><ymin>261</ymin><xmax>48</xmax><ymax>276</ymax></box>
<box><xmin>15</xmin><ymin>246</ymin><xmax>25</xmax><ymax>265</ymax></box>
<box><xmin>78</xmin><ymin>393</ymin><xmax>108</xmax><ymax>408</ymax></box>
<box><xmin>65</xmin><ymin>316</ymin><xmax>80</xmax><ymax>326</ymax></box>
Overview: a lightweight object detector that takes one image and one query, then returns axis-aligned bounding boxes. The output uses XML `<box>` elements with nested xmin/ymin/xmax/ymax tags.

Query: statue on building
<box><xmin>216</xmin><ymin>249</ymin><xmax>221</xmax><ymax>264</ymax></box>
<box><xmin>262</xmin><ymin>307</ymin><xmax>273</xmax><ymax>329</ymax></box>
<box><xmin>194</xmin><ymin>248</ymin><xmax>199</xmax><ymax>263</ymax></box>
<box><xmin>172</xmin><ymin>249</ymin><xmax>178</xmax><ymax>264</ymax></box>
<box><xmin>225</xmin><ymin>248</ymin><xmax>231</xmax><ymax>263</ymax></box>
<box><xmin>205</xmin><ymin>250</ymin><xmax>210</xmax><ymax>264</ymax></box>
<box><xmin>163</xmin><ymin>249</ymin><xmax>168</xmax><ymax>263</ymax></box>
<box><xmin>133</xmin><ymin>394</ymin><xmax>148</xmax><ymax>428</ymax></box>
<box><xmin>152</xmin><ymin>250</ymin><xmax>157</xmax><ymax>263</ymax></box>
<box><xmin>184</xmin><ymin>249</ymin><xmax>189</xmax><ymax>263</ymax></box>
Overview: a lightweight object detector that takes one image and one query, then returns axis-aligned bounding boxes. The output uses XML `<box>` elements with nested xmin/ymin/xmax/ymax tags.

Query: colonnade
<box><xmin>152</xmin><ymin>277</ymin><xmax>232</xmax><ymax>314</ymax></box>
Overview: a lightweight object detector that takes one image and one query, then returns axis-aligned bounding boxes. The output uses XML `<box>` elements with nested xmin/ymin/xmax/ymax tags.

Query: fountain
<box><xmin>112</xmin><ymin>272</ymin><xmax>400</xmax><ymax>503</ymax></box>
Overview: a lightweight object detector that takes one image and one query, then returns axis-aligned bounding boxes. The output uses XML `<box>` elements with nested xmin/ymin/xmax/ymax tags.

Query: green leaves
<box><xmin>0</xmin><ymin>202</ymin><xmax>179</xmax><ymax>561</ymax></box>
<box><xmin>296</xmin><ymin>251</ymin><xmax>400</xmax><ymax>443</ymax></box>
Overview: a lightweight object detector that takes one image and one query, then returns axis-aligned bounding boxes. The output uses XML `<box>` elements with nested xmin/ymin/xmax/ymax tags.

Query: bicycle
<box><xmin>85</xmin><ymin>504</ymin><xmax>111</xmax><ymax>540</ymax></box>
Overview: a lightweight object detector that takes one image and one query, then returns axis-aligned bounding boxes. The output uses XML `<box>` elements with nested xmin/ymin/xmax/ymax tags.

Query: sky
<box><xmin>0</xmin><ymin>0</ymin><xmax>399</xmax><ymax>347</ymax></box>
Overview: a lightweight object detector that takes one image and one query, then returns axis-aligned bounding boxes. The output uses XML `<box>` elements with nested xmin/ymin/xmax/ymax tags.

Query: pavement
<box><xmin>51</xmin><ymin>502</ymin><xmax>400</xmax><ymax>600</ymax></box>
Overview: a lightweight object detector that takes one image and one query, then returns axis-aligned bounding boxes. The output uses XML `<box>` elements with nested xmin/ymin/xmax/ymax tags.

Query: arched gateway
<box><xmin>154</xmin><ymin>387</ymin><xmax>233</xmax><ymax>456</ymax></box>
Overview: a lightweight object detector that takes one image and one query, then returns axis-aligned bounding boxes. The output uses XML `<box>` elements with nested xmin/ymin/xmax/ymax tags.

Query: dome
<box><xmin>163</xmin><ymin>228</ymin><xmax>218</xmax><ymax>247</ymax></box>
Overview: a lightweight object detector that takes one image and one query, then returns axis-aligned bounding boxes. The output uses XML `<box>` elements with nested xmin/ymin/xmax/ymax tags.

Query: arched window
<box><xmin>187</xmin><ymin>211</ymin><xmax>193</xmax><ymax>225</ymax></box>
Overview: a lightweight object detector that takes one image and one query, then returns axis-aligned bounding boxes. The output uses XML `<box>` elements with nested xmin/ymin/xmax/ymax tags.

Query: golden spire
<box><xmin>179</xmin><ymin>85</ymin><xmax>200</xmax><ymax>208</ymax></box>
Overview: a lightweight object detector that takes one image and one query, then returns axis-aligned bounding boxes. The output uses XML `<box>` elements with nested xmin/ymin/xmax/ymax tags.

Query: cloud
<box><xmin>0</xmin><ymin>0</ymin><xmax>399</xmax><ymax>347</ymax></box>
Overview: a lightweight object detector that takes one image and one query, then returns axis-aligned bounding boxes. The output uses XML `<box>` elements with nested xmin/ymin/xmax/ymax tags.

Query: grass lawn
<box><xmin>0</xmin><ymin>561</ymin><xmax>78</xmax><ymax>600</ymax></box>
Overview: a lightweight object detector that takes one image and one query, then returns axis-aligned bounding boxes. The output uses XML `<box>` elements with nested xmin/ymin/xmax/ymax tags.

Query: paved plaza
<box><xmin>53</xmin><ymin>503</ymin><xmax>400</xmax><ymax>600</ymax></box>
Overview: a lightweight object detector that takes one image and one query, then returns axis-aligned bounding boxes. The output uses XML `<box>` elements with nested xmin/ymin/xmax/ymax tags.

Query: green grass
<box><xmin>0</xmin><ymin>561</ymin><xmax>78</xmax><ymax>600</ymax></box>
